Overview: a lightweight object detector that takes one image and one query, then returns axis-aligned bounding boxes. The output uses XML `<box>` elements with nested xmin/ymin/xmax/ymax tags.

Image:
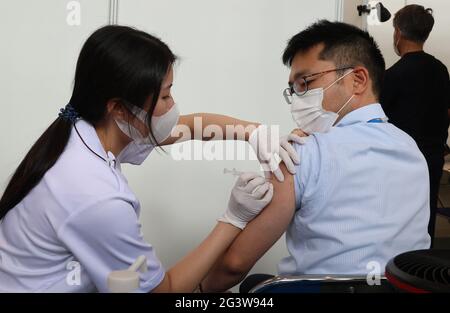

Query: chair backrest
<box><xmin>249</xmin><ymin>275</ymin><xmax>395</xmax><ymax>293</ymax></box>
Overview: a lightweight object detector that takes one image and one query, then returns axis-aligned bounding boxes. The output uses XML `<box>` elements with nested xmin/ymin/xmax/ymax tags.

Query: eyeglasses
<box><xmin>283</xmin><ymin>66</ymin><xmax>353</xmax><ymax>104</ymax></box>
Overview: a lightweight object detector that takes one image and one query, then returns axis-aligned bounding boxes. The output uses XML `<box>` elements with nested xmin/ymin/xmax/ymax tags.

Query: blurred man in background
<box><xmin>380</xmin><ymin>4</ymin><xmax>450</xmax><ymax>247</ymax></box>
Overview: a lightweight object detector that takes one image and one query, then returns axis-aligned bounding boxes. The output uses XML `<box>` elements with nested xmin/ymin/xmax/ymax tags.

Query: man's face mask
<box><xmin>289</xmin><ymin>69</ymin><xmax>354</xmax><ymax>134</ymax></box>
<box><xmin>115</xmin><ymin>103</ymin><xmax>180</xmax><ymax>164</ymax></box>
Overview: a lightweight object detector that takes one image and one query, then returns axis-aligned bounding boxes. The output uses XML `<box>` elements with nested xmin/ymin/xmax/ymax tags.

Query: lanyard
<box><xmin>74</xmin><ymin>124</ymin><xmax>113</xmax><ymax>166</ymax></box>
<box><xmin>367</xmin><ymin>117</ymin><xmax>388</xmax><ymax>123</ymax></box>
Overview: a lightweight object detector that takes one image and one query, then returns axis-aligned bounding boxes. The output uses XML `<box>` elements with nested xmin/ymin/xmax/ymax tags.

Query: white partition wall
<box><xmin>0</xmin><ymin>0</ymin><xmax>339</xmax><ymax>291</ymax></box>
<box><xmin>0</xmin><ymin>0</ymin><xmax>109</xmax><ymax>179</ymax></box>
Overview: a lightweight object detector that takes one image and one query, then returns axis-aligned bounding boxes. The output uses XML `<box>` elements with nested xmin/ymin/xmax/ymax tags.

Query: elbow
<box><xmin>202</xmin><ymin>251</ymin><xmax>254</xmax><ymax>292</ymax></box>
<box><xmin>222</xmin><ymin>251</ymin><xmax>254</xmax><ymax>279</ymax></box>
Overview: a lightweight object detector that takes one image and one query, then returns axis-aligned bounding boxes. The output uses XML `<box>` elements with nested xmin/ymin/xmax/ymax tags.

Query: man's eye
<box><xmin>294</xmin><ymin>80</ymin><xmax>307</xmax><ymax>93</ymax></box>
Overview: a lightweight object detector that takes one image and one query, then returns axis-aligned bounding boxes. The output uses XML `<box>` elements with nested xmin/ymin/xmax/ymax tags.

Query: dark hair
<box><xmin>394</xmin><ymin>5</ymin><xmax>434</xmax><ymax>43</ymax></box>
<box><xmin>0</xmin><ymin>25</ymin><xmax>176</xmax><ymax>220</ymax></box>
<box><xmin>282</xmin><ymin>20</ymin><xmax>385</xmax><ymax>98</ymax></box>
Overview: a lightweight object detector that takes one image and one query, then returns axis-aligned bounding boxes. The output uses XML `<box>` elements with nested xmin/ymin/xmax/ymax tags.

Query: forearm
<box><xmin>153</xmin><ymin>222</ymin><xmax>240</xmax><ymax>293</ymax></box>
<box><xmin>201</xmin><ymin>212</ymin><xmax>288</xmax><ymax>292</ymax></box>
<box><xmin>182</xmin><ymin>113</ymin><xmax>260</xmax><ymax>141</ymax></box>
<box><xmin>200</xmin><ymin>250</ymin><xmax>249</xmax><ymax>292</ymax></box>
<box><xmin>160</xmin><ymin>113</ymin><xmax>260</xmax><ymax>146</ymax></box>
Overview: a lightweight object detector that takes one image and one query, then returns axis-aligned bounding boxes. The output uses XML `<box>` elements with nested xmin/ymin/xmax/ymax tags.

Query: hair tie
<box><xmin>58</xmin><ymin>104</ymin><xmax>80</xmax><ymax>123</ymax></box>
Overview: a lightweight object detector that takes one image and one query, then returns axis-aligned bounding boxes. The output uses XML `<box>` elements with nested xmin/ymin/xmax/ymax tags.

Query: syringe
<box><xmin>223</xmin><ymin>168</ymin><xmax>244</xmax><ymax>176</ymax></box>
<box><xmin>223</xmin><ymin>168</ymin><xmax>271</xmax><ymax>181</ymax></box>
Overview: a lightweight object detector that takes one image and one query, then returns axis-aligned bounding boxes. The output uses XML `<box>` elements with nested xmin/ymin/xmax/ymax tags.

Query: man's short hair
<box><xmin>393</xmin><ymin>4</ymin><xmax>434</xmax><ymax>43</ymax></box>
<box><xmin>282</xmin><ymin>20</ymin><xmax>385</xmax><ymax>98</ymax></box>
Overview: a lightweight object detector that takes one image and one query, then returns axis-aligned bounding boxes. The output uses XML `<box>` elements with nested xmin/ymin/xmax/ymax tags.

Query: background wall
<box><xmin>0</xmin><ymin>0</ymin><xmax>339</xmax><ymax>291</ymax></box>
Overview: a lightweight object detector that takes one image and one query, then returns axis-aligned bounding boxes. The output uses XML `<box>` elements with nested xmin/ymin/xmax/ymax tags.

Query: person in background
<box><xmin>380</xmin><ymin>5</ymin><xmax>450</xmax><ymax>246</ymax></box>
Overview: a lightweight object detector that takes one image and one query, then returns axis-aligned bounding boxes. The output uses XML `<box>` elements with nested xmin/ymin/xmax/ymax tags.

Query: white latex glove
<box><xmin>249</xmin><ymin>125</ymin><xmax>307</xmax><ymax>182</ymax></box>
<box><xmin>218</xmin><ymin>172</ymin><xmax>274</xmax><ymax>229</ymax></box>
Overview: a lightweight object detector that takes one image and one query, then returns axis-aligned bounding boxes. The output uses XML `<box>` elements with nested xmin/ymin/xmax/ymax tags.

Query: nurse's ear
<box><xmin>351</xmin><ymin>66</ymin><xmax>370</xmax><ymax>96</ymax></box>
<box><xmin>106</xmin><ymin>99</ymin><xmax>129</xmax><ymax>121</ymax></box>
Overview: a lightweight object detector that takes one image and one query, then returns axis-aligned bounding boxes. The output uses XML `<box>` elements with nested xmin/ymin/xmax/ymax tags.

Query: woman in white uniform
<box><xmin>0</xmin><ymin>26</ymin><xmax>301</xmax><ymax>292</ymax></box>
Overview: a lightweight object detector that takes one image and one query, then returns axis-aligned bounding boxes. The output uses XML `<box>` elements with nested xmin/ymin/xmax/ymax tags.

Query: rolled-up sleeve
<box><xmin>293</xmin><ymin>135</ymin><xmax>321</xmax><ymax>212</ymax></box>
<box><xmin>57</xmin><ymin>198</ymin><xmax>165</xmax><ymax>293</ymax></box>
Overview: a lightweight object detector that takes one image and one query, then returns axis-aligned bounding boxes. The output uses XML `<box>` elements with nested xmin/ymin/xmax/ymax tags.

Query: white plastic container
<box><xmin>107</xmin><ymin>255</ymin><xmax>147</xmax><ymax>293</ymax></box>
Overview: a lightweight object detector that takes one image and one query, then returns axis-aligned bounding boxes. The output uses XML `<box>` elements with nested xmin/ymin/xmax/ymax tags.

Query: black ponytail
<box><xmin>0</xmin><ymin>25</ymin><xmax>176</xmax><ymax>220</ymax></box>
<box><xmin>0</xmin><ymin>118</ymin><xmax>72</xmax><ymax>219</ymax></box>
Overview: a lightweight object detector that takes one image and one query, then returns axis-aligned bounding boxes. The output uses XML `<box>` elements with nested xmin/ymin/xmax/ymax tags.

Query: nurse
<box><xmin>0</xmin><ymin>25</ymin><xmax>300</xmax><ymax>292</ymax></box>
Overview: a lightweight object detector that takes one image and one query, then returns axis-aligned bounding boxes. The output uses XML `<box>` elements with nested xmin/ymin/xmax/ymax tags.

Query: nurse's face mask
<box><xmin>283</xmin><ymin>67</ymin><xmax>354</xmax><ymax>134</ymax></box>
<box><xmin>114</xmin><ymin>102</ymin><xmax>180</xmax><ymax>165</ymax></box>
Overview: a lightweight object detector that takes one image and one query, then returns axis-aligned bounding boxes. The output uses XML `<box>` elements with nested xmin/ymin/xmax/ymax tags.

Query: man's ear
<box><xmin>394</xmin><ymin>27</ymin><xmax>401</xmax><ymax>42</ymax></box>
<box><xmin>351</xmin><ymin>66</ymin><xmax>370</xmax><ymax>96</ymax></box>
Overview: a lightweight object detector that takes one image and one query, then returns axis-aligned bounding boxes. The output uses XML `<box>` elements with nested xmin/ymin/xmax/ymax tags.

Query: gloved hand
<box><xmin>249</xmin><ymin>125</ymin><xmax>307</xmax><ymax>182</ymax></box>
<box><xmin>218</xmin><ymin>172</ymin><xmax>274</xmax><ymax>229</ymax></box>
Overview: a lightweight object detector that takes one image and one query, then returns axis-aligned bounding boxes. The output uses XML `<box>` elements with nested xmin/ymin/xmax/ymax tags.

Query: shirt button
<box><xmin>106</xmin><ymin>151</ymin><xmax>116</xmax><ymax>168</ymax></box>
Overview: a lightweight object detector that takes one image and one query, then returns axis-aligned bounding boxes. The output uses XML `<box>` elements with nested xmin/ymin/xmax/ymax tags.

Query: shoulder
<box><xmin>384</xmin><ymin>122</ymin><xmax>423</xmax><ymax>150</ymax></box>
<box><xmin>293</xmin><ymin>134</ymin><xmax>321</xmax><ymax>164</ymax></box>
<box><xmin>47</xmin><ymin>130</ymin><xmax>130</xmax><ymax>196</ymax></box>
<box><xmin>293</xmin><ymin>129</ymin><xmax>347</xmax><ymax>161</ymax></box>
<box><xmin>57</xmin><ymin>196</ymin><xmax>140</xmax><ymax>238</ymax></box>
<box><xmin>432</xmin><ymin>56</ymin><xmax>449</xmax><ymax>75</ymax></box>
<box><xmin>40</xmin><ymin>130</ymin><xmax>140</xmax><ymax>223</ymax></box>
<box><xmin>292</xmin><ymin>135</ymin><xmax>322</xmax><ymax>194</ymax></box>
<box><xmin>385</xmin><ymin>58</ymin><xmax>404</xmax><ymax>76</ymax></box>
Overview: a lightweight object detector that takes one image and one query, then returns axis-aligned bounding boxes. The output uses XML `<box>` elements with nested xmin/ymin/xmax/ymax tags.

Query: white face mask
<box><xmin>290</xmin><ymin>70</ymin><xmax>354</xmax><ymax>134</ymax></box>
<box><xmin>151</xmin><ymin>103</ymin><xmax>180</xmax><ymax>145</ymax></box>
<box><xmin>116</xmin><ymin>140</ymin><xmax>154</xmax><ymax>165</ymax></box>
<box><xmin>115</xmin><ymin>103</ymin><xmax>180</xmax><ymax>165</ymax></box>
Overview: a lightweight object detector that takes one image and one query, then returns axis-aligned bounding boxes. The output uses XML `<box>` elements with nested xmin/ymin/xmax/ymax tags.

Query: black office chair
<box><xmin>385</xmin><ymin>249</ymin><xmax>450</xmax><ymax>293</ymax></box>
<box><xmin>248</xmin><ymin>274</ymin><xmax>395</xmax><ymax>293</ymax></box>
<box><xmin>437</xmin><ymin>198</ymin><xmax>450</xmax><ymax>220</ymax></box>
<box><xmin>439</xmin><ymin>144</ymin><xmax>450</xmax><ymax>220</ymax></box>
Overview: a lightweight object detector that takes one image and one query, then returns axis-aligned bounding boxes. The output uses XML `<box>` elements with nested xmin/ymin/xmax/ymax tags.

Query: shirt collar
<box><xmin>335</xmin><ymin>103</ymin><xmax>387</xmax><ymax>127</ymax></box>
<box><xmin>73</xmin><ymin>119</ymin><xmax>118</xmax><ymax>168</ymax></box>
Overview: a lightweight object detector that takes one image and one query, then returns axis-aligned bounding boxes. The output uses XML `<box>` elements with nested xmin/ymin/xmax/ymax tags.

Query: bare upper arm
<box><xmin>223</xmin><ymin>164</ymin><xmax>296</xmax><ymax>273</ymax></box>
<box><xmin>151</xmin><ymin>273</ymin><xmax>171</xmax><ymax>293</ymax></box>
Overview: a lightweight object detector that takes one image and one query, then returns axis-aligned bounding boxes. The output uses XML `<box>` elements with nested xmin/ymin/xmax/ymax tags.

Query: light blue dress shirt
<box><xmin>278</xmin><ymin>103</ymin><xmax>431</xmax><ymax>276</ymax></box>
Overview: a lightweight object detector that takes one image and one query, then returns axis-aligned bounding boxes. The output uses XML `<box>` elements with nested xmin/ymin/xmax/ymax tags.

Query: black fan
<box><xmin>385</xmin><ymin>249</ymin><xmax>450</xmax><ymax>293</ymax></box>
